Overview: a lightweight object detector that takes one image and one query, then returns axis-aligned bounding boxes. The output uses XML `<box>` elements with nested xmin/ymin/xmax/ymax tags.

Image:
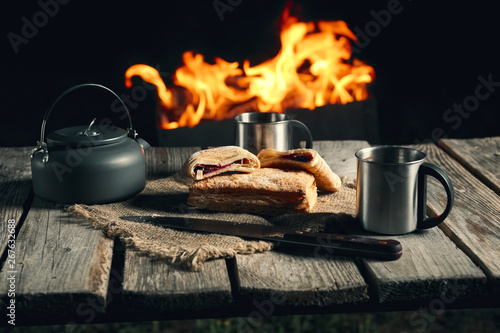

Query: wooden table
<box><xmin>1</xmin><ymin>137</ymin><xmax>499</xmax><ymax>327</ymax></box>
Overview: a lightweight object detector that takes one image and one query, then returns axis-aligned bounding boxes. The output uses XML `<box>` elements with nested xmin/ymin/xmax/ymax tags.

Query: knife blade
<box><xmin>120</xmin><ymin>215</ymin><xmax>402</xmax><ymax>260</ymax></box>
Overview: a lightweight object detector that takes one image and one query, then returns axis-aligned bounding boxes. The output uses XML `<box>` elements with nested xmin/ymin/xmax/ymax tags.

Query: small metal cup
<box><xmin>234</xmin><ymin>112</ymin><xmax>313</xmax><ymax>154</ymax></box>
<box><xmin>355</xmin><ymin>146</ymin><xmax>454</xmax><ymax>235</ymax></box>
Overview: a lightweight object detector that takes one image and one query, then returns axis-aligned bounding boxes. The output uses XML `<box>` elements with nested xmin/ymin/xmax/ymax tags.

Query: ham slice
<box><xmin>183</xmin><ymin>146</ymin><xmax>260</xmax><ymax>180</ymax></box>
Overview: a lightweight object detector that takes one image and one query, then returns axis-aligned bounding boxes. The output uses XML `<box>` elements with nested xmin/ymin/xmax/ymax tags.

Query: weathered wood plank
<box><xmin>120</xmin><ymin>147</ymin><xmax>234</xmax><ymax>312</ymax></box>
<box><xmin>314</xmin><ymin>140</ymin><xmax>365</xmax><ymax>179</ymax></box>
<box><xmin>122</xmin><ymin>251</ymin><xmax>232</xmax><ymax>312</ymax></box>
<box><xmin>146</xmin><ymin>146</ymin><xmax>200</xmax><ymax>180</ymax></box>
<box><xmin>359</xmin><ymin>227</ymin><xmax>486</xmax><ymax>302</ymax></box>
<box><xmin>0</xmin><ymin>198</ymin><xmax>114</xmax><ymax>317</ymax></box>
<box><xmin>236</xmin><ymin>252</ymin><xmax>368</xmax><ymax>306</ymax></box>
<box><xmin>0</xmin><ymin>147</ymin><xmax>33</xmax><ymax>256</ymax></box>
<box><xmin>326</xmin><ymin>143</ymin><xmax>488</xmax><ymax>303</ymax></box>
<box><xmin>235</xmin><ymin>141</ymin><xmax>371</xmax><ymax>306</ymax></box>
<box><xmin>418</xmin><ymin>142</ymin><xmax>500</xmax><ymax>293</ymax></box>
<box><xmin>438</xmin><ymin>137</ymin><xmax>500</xmax><ymax>195</ymax></box>
<box><xmin>0</xmin><ymin>148</ymin><xmax>114</xmax><ymax>319</ymax></box>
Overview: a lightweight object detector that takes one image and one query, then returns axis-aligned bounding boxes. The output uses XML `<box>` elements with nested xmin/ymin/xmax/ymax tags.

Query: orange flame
<box><xmin>125</xmin><ymin>6</ymin><xmax>375</xmax><ymax>130</ymax></box>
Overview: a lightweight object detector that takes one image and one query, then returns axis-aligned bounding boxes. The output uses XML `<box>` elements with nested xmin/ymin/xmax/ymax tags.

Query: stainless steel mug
<box><xmin>234</xmin><ymin>112</ymin><xmax>313</xmax><ymax>154</ymax></box>
<box><xmin>355</xmin><ymin>146</ymin><xmax>454</xmax><ymax>235</ymax></box>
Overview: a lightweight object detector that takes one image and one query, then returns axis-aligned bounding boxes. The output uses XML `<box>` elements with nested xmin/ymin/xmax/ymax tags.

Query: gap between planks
<box><xmin>119</xmin><ymin>146</ymin><xmax>234</xmax><ymax>313</ymax></box>
<box><xmin>334</xmin><ymin>143</ymin><xmax>488</xmax><ymax>303</ymax></box>
<box><xmin>233</xmin><ymin>141</ymin><xmax>371</xmax><ymax>307</ymax></box>
<box><xmin>417</xmin><ymin>142</ymin><xmax>500</xmax><ymax>294</ymax></box>
<box><xmin>0</xmin><ymin>147</ymin><xmax>34</xmax><ymax>260</ymax></box>
<box><xmin>438</xmin><ymin>137</ymin><xmax>500</xmax><ymax>195</ymax></box>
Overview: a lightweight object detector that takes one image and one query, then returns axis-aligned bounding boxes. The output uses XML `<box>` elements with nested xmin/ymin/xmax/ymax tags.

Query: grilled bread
<box><xmin>257</xmin><ymin>148</ymin><xmax>341</xmax><ymax>192</ymax></box>
<box><xmin>188</xmin><ymin>168</ymin><xmax>317</xmax><ymax>214</ymax></box>
<box><xmin>183</xmin><ymin>146</ymin><xmax>260</xmax><ymax>180</ymax></box>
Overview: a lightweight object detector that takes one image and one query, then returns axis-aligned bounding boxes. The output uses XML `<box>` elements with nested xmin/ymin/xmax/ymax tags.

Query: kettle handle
<box><xmin>38</xmin><ymin>83</ymin><xmax>136</xmax><ymax>146</ymax></box>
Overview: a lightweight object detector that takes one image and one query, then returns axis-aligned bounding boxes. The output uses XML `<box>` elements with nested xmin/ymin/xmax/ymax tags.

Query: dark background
<box><xmin>1</xmin><ymin>0</ymin><xmax>499</xmax><ymax>147</ymax></box>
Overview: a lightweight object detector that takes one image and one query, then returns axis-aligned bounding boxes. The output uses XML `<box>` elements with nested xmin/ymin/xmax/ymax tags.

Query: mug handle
<box><xmin>416</xmin><ymin>162</ymin><xmax>454</xmax><ymax>229</ymax></box>
<box><xmin>289</xmin><ymin>120</ymin><xmax>313</xmax><ymax>149</ymax></box>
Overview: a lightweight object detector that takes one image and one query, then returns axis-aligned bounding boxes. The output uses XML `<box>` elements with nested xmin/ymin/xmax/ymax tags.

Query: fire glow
<box><xmin>125</xmin><ymin>5</ymin><xmax>375</xmax><ymax>130</ymax></box>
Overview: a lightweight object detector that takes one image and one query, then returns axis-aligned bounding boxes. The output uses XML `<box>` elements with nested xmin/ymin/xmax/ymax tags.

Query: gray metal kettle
<box><xmin>31</xmin><ymin>83</ymin><xmax>150</xmax><ymax>204</ymax></box>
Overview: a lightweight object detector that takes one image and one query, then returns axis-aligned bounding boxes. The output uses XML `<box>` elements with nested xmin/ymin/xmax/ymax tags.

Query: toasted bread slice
<box><xmin>257</xmin><ymin>148</ymin><xmax>341</xmax><ymax>192</ymax></box>
<box><xmin>183</xmin><ymin>146</ymin><xmax>260</xmax><ymax>180</ymax></box>
<box><xmin>188</xmin><ymin>168</ymin><xmax>317</xmax><ymax>214</ymax></box>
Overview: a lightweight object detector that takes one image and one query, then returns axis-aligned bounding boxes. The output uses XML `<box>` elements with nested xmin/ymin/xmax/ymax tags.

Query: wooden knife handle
<box><xmin>281</xmin><ymin>230</ymin><xmax>403</xmax><ymax>260</ymax></box>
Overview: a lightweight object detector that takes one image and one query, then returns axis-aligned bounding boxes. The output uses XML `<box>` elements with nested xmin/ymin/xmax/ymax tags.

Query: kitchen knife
<box><xmin>120</xmin><ymin>215</ymin><xmax>403</xmax><ymax>260</ymax></box>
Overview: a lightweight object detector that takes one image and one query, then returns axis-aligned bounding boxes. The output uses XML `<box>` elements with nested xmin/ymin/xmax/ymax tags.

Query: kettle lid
<box><xmin>46</xmin><ymin>123</ymin><xmax>128</xmax><ymax>147</ymax></box>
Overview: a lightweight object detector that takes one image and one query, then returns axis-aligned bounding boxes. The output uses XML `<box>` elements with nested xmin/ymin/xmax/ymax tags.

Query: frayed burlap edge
<box><xmin>67</xmin><ymin>175</ymin><xmax>356</xmax><ymax>271</ymax></box>
<box><xmin>67</xmin><ymin>204</ymin><xmax>273</xmax><ymax>271</ymax></box>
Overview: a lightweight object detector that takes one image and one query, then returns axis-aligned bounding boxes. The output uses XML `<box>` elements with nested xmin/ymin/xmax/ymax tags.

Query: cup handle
<box><xmin>289</xmin><ymin>120</ymin><xmax>313</xmax><ymax>149</ymax></box>
<box><xmin>416</xmin><ymin>162</ymin><xmax>454</xmax><ymax>229</ymax></box>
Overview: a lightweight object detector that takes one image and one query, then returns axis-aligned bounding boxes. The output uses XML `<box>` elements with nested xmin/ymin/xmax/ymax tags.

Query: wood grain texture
<box><xmin>314</xmin><ymin>140</ymin><xmax>369</xmax><ymax>179</ymax></box>
<box><xmin>417</xmin><ymin>142</ymin><xmax>500</xmax><ymax>293</ymax></box>
<box><xmin>360</xmin><ymin>227</ymin><xmax>487</xmax><ymax>302</ymax></box>
<box><xmin>146</xmin><ymin>146</ymin><xmax>200</xmax><ymax>180</ymax></box>
<box><xmin>0</xmin><ymin>147</ymin><xmax>33</xmax><ymax>256</ymax></box>
<box><xmin>234</xmin><ymin>141</ymin><xmax>371</xmax><ymax>306</ymax></box>
<box><xmin>438</xmin><ymin>137</ymin><xmax>500</xmax><ymax>195</ymax></box>
<box><xmin>121</xmin><ymin>251</ymin><xmax>233</xmax><ymax>312</ymax></box>
<box><xmin>1</xmin><ymin>139</ymin><xmax>496</xmax><ymax>320</ymax></box>
<box><xmin>0</xmin><ymin>198</ymin><xmax>114</xmax><ymax>316</ymax></box>
<box><xmin>121</xmin><ymin>147</ymin><xmax>233</xmax><ymax>312</ymax></box>
<box><xmin>236</xmin><ymin>252</ymin><xmax>368</xmax><ymax>306</ymax></box>
<box><xmin>340</xmin><ymin>143</ymin><xmax>488</xmax><ymax>303</ymax></box>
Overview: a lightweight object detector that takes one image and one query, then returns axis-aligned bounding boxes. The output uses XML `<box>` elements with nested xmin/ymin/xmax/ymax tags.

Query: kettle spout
<box><xmin>136</xmin><ymin>138</ymin><xmax>151</xmax><ymax>152</ymax></box>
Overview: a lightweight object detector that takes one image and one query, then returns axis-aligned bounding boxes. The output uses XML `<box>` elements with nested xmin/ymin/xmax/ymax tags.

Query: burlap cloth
<box><xmin>68</xmin><ymin>174</ymin><xmax>357</xmax><ymax>271</ymax></box>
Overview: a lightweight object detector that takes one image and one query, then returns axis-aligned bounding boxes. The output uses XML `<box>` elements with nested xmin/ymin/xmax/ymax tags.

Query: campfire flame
<box><xmin>125</xmin><ymin>5</ymin><xmax>375</xmax><ymax>130</ymax></box>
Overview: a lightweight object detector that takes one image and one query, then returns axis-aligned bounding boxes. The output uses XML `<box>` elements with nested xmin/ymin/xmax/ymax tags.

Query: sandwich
<box><xmin>188</xmin><ymin>168</ymin><xmax>317</xmax><ymax>214</ymax></box>
<box><xmin>257</xmin><ymin>148</ymin><xmax>341</xmax><ymax>192</ymax></box>
<box><xmin>183</xmin><ymin>146</ymin><xmax>260</xmax><ymax>180</ymax></box>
